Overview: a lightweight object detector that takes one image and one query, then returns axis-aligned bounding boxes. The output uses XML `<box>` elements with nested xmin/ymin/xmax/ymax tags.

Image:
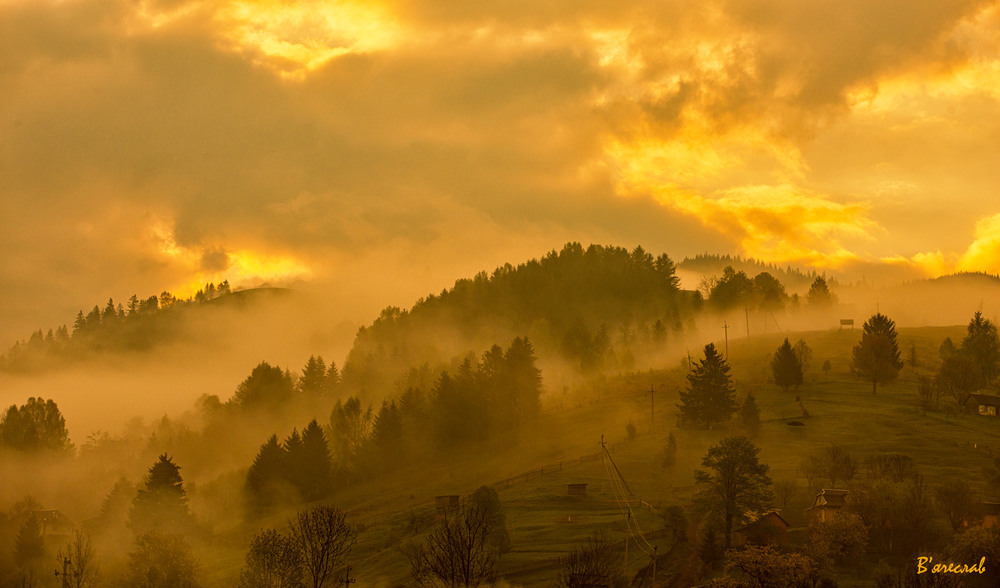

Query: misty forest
<box><xmin>2</xmin><ymin>243</ymin><xmax>1000</xmax><ymax>587</ymax></box>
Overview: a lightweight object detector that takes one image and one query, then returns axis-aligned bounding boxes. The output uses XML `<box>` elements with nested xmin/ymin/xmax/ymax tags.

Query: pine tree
<box><xmin>740</xmin><ymin>394</ymin><xmax>761</xmax><ymax>437</ymax></box>
<box><xmin>678</xmin><ymin>343</ymin><xmax>737</xmax><ymax>428</ymax></box>
<box><xmin>807</xmin><ymin>276</ymin><xmax>837</xmax><ymax>307</ymax></box>
<box><xmin>851</xmin><ymin>313</ymin><xmax>904</xmax><ymax>395</ymax></box>
<box><xmin>771</xmin><ymin>339</ymin><xmax>803</xmax><ymax>393</ymax></box>
<box><xmin>961</xmin><ymin>311</ymin><xmax>1000</xmax><ymax>386</ymax></box>
<box><xmin>245</xmin><ymin>435</ymin><xmax>291</xmax><ymax>513</ymax></box>
<box><xmin>298</xmin><ymin>356</ymin><xmax>330</xmax><ymax>399</ymax></box>
<box><xmin>299</xmin><ymin>420</ymin><xmax>333</xmax><ymax>500</ymax></box>
<box><xmin>14</xmin><ymin>515</ymin><xmax>45</xmax><ymax>568</ymax></box>
<box><xmin>128</xmin><ymin>454</ymin><xmax>195</xmax><ymax>535</ymax></box>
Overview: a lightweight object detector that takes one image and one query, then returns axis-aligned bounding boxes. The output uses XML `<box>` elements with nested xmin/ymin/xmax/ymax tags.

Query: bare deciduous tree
<box><xmin>56</xmin><ymin>530</ymin><xmax>99</xmax><ymax>588</ymax></box>
<box><xmin>288</xmin><ymin>506</ymin><xmax>357</xmax><ymax>588</ymax></box>
<box><xmin>239</xmin><ymin>528</ymin><xmax>303</xmax><ymax>588</ymax></box>
<box><xmin>407</xmin><ymin>504</ymin><xmax>499</xmax><ymax>587</ymax></box>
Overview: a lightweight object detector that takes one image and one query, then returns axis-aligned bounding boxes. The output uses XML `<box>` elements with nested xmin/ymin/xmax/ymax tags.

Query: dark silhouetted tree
<box><xmin>128</xmin><ymin>454</ymin><xmax>195</xmax><ymax>535</ymax></box>
<box><xmin>288</xmin><ymin>506</ymin><xmax>357</xmax><ymax>588</ymax></box>
<box><xmin>807</xmin><ymin>276</ymin><xmax>836</xmax><ymax>307</ymax></box>
<box><xmin>298</xmin><ymin>420</ymin><xmax>333</xmax><ymax>501</ymax></box>
<box><xmin>935</xmin><ymin>479</ymin><xmax>981</xmax><ymax>532</ymax></box>
<box><xmin>936</xmin><ymin>354</ymin><xmax>980</xmax><ymax>407</ymax></box>
<box><xmin>555</xmin><ymin>531</ymin><xmax>627</xmax><ymax>588</ymax></box>
<box><xmin>14</xmin><ymin>515</ymin><xmax>45</xmax><ymax>568</ymax></box>
<box><xmin>122</xmin><ymin>531</ymin><xmax>199</xmax><ymax>588</ymax></box>
<box><xmin>939</xmin><ymin>337</ymin><xmax>957</xmax><ymax>361</ymax></box>
<box><xmin>0</xmin><ymin>397</ymin><xmax>72</xmax><ymax>452</ymax></box>
<box><xmin>722</xmin><ymin>545</ymin><xmax>818</xmax><ymax>587</ymax></box>
<box><xmin>961</xmin><ymin>311</ymin><xmax>1000</xmax><ymax>386</ymax></box>
<box><xmin>245</xmin><ymin>435</ymin><xmax>293</xmax><ymax>513</ymax></box>
<box><xmin>661</xmin><ymin>432</ymin><xmax>678</xmax><ymax>470</ymax></box>
<box><xmin>407</xmin><ymin>503</ymin><xmax>499</xmax><ymax>587</ymax></box>
<box><xmin>771</xmin><ymin>339</ymin><xmax>803</xmax><ymax>393</ymax></box>
<box><xmin>709</xmin><ymin>267</ymin><xmax>754</xmax><ymax>311</ymax></box>
<box><xmin>231</xmin><ymin>362</ymin><xmax>296</xmax><ymax>412</ymax></box>
<box><xmin>695</xmin><ymin>436</ymin><xmax>773</xmax><ymax>549</ymax></box>
<box><xmin>678</xmin><ymin>343</ymin><xmax>737</xmax><ymax>428</ymax></box>
<box><xmin>372</xmin><ymin>399</ymin><xmax>404</xmax><ymax>462</ymax></box>
<box><xmin>740</xmin><ymin>393</ymin><xmax>761</xmax><ymax>437</ymax></box>
<box><xmin>470</xmin><ymin>485</ymin><xmax>511</xmax><ymax>555</ymax></box>
<box><xmin>850</xmin><ymin>313</ymin><xmax>903</xmax><ymax>394</ymax></box>
<box><xmin>298</xmin><ymin>356</ymin><xmax>331</xmax><ymax>400</ymax></box>
<box><xmin>57</xmin><ymin>530</ymin><xmax>100</xmax><ymax>588</ymax></box>
<box><xmin>238</xmin><ymin>528</ymin><xmax>304</xmax><ymax>588</ymax></box>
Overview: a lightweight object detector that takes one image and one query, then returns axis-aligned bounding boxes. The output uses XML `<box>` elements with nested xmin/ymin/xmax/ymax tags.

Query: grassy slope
<box><xmin>204</xmin><ymin>324</ymin><xmax>1000</xmax><ymax>586</ymax></box>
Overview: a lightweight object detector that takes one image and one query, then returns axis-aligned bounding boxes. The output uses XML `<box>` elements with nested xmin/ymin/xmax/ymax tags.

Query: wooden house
<box><xmin>964</xmin><ymin>393</ymin><xmax>1000</xmax><ymax>416</ymax></box>
<box><xmin>733</xmin><ymin>510</ymin><xmax>789</xmax><ymax>547</ymax></box>
<box><xmin>806</xmin><ymin>489</ymin><xmax>849</xmax><ymax>523</ymax></box>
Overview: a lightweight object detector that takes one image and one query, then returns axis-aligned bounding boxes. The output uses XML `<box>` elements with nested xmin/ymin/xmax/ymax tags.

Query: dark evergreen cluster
<box><xmin>677</xmin><ymin>343</ymin><xmax>737</xmax><ymax>428</ymax></box>
<box><xmin>243</xmin><ymin>338</ymin><xmax>543</xmax><ymax>514</ymax></box>
<box><xmin>341</xmin><ymin>242</ymin><xmax>694</xmax><ymax>392</ymax></box>
<box><xmin>0</xmin><ymin>281</ymin><xmax>232</xmax><ymax>372</ymax></box>
<box><xmin>245</xmin><ymin>420</ymin><xmax>333</xmax><ymax>513</ymax></box>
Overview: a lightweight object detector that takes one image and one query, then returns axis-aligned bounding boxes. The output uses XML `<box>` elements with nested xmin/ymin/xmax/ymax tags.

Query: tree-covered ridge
<box><xmin>679</xmin><ymin>253</ymin><xmax>829</xmax><ymax>290</ymax></box>
<box><xmin>0</xmin><ymin>281</ymin><xmax>235</xmax><ymax>373</ymax></box>
<box><xmin>341</xmin><ymin>242</ymin><xmax>698</xmax><ymax>393</ymax></box>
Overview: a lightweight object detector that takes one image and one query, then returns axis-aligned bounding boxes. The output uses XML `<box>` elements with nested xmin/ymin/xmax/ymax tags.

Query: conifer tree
<box><xmin>771</xmin><ymin>338</ymin><xmax>803</xmax><ymax>393</ymax></box>
<box><xmin>961</xmin><ymin>311</ymin><xmax>1000</xmax><ymax>385</ymax></box>
<box><xmin>128</xmin><ymin>454</ymin><xmax>194</xmax><ymax>535</ymax></box>
<box><xmin>14</xmin><ymin>515</ymin><xmax>45</xmax><ymax>568</ymax></box>
<box><xmin>245</xmin><ymin>435</ymin><xmax>290</xmax><ymax>513</ymax></box>
<box><xmin>299</xmin><ymin>420</ymin><xmax>333</xmax><ymax>500</ymax></box>
<box><xmin>740</xmin><ymin>393</ymin><xmax>761</xmax><ymax>437</ymax></box>
<box><xmin>851</xmin><ymin>313</ymin><xmax>904</xmax><ymax>394</ymax></box>
<box><xmin>678</xmin><ymin>343</ymin><xmax>737</xmax><ymax>428</ymax></box>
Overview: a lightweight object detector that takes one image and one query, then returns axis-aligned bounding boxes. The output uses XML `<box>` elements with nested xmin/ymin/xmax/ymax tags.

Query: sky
<box><xmin>3</xmin><ymin>0</ymin><xmax>1000</xmax><ymax>346</ymax></box>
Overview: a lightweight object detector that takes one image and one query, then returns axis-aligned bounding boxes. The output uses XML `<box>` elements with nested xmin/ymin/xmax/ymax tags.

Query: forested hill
<box><xmin>0</xmin><ymin>283</ymin><xmax>290</xmax><ymax>373</ymax></box>
<box><xmin>678</xmin><ymin>253</ymin><xmax>826</xmax><ymax>292</ymax></box>
<box><xmin>339</xmin><ymin>242</ymin><xmax>702</xmax><ymax>395</ymax></box>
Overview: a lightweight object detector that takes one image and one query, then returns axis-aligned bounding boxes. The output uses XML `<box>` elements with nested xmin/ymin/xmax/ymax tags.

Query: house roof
<box><xmin>32</xmin><ymin>510</ymin><xmax>74</xmax><ymax>528</ymax></box>
<box><xmin>807</xmin><ymin>489</ymin><xmax>849</xmax><ymax>511</ymax></box>
<box><xmin>735</xmin><ymin>510</ymin><xmax>789</xmax><ymax>532</ymax></box>
<box><xmin>965</xmin><ymin>393</ymin><xmax>1000</xmax><ymax>406</ymax></box>
<box><xmin>977</xmin><ymin>502</ymin><xmax>1000</xmax><ymax>516</ymax></box>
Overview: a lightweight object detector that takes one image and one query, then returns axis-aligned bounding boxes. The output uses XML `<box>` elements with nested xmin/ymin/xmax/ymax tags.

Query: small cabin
<box><xmin>733</xmin><ymin>511</ymin><xmax>789</xmax><ymax>547</ymax></box>
<box><xmin>979</xmin><ymin>502</ymin><xmax>1000</xmax><ymax>528</ymax></box>
<box><xmin>567</xmin><ymin>483</ymin><xmax>588</xmax><ymax>496</ymax></box>
<box><xmin>435</xmin><ymin>495</ymin><xmax>460</xmax><ymax>516</ymax></box>
<box><xmin>964</xmin><ymin>393</ymin><xmax>1000</xmax><ymax>417</ymax></box>
<box><xmin>33</xmin><ymin>510</ymin><xmax>75</xmax><ymax>539</ymax></box>
<box><xmin>806</xmin><ymin>489</ymin><xmax>850</xmax><ymax>523</ymax></box>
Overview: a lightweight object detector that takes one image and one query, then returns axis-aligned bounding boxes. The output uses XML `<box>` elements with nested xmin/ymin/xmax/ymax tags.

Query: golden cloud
<box><xmin>958</xmin><ymin>213</ymin><xmax>1000</xmax><ymax>274</ymax></box>
<box><xmin>149</xmin><ymin>222</ymin><xmax>311</xmax><ymax>297</ymax></box>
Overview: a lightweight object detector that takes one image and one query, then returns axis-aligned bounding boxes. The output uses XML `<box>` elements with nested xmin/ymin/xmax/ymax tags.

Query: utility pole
<box><xmin>624</xmin><ymin>511</ymin><xmax>630</xmax><ymax>580</ymax></box>
<box><xmin>652</xmin><ymin>545</ymin><xmax>658</xmax><ymax>587</ymax></box>
<box><xmin>55</xmin><ymin>556</ymin><xmax>75</xmax><ymax>588</ymax></box>
<box><xmin>339</xmin><ymin>565</ymin><xmax>356</xmax><ymax>587</ymax></box>
<box><xmin>723</xmin><ymin>321</ymin><xmax>729</xmax><ymax>360</ymax></box>
<box><xmin>649</xmin><ymin>386</ymin><xmax>654</xmax><ymax>431</ymax></box>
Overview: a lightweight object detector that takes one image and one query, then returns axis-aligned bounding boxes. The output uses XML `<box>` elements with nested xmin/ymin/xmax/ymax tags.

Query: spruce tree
<box><xmin>771</xmin><ymin>339</ymin><xmax>803</xmax><ymax>393</ymax></box>
<box><xmin>851</xmin><ymin>313</ymin><xmax>904</xmax><ymax>394</ymax></box>
<box><xmin>678</xmin><ymin>343</ymin><xmax>737</xmax><ymax>428</ymax></box>
<box><xmin>300</xmin><ymin>420</ymin><xmax>333</xmax><ymax>500</ymax></box>
<box><xmin>245</xmin><ymin>435</ymin><xmax>289</xmax><ymax>513</ymax></box>
<box><xmin>961</xmin><ymin>311</ymin><xmax>1000</xmax><ymax>385</ymax></box>
<box><xmin>128</xmin><ymin>454</ymin><xmax>194</xmax><ymax>535</ymax></box>
<box><xmin>14</xmin><ymin>515</ymin><xmax>45</xmax><ymax>568</ymax></box>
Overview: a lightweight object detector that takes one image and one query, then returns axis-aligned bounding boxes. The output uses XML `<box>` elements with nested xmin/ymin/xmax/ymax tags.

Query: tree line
<box><xmin>0</xmin><ymin>281</ymin><xmax>233</xmax><ymax>372</ymax></box>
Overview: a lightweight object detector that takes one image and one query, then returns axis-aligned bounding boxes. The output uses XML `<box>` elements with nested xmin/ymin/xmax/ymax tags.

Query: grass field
<box><xmin>203</xmin><ymin>324</ymin><xmax>1000</xmax><ymax>586</ymax></box>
